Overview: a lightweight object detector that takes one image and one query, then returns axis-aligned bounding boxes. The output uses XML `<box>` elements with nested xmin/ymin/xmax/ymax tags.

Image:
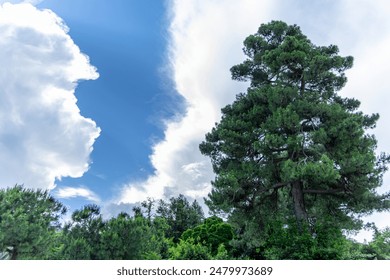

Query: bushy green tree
<box><xmin>0</xmin><ymin>185</ymin><xmax>66</xmax><ymax>259</ymax></box>
<box><xmin>260</xmin><ymin>218</ymin><xmax>349</xmax><ymax>259</ymax></box>
<box><xmin>182</xmin><ymin>216</ymin><xmax>234</xmax><ymax>255</ymax></box>
<box><xmin>61</xmin><ymin>204</ymin><xmax>105</xmax><ymax>259</ymax></box>
<box><xmin>100</xmin><ymin>212</ymin><xmax>150</xmax><ymax>259</ymax></box>
<box><xmin>168</xmin><ymin>238</ymin><xmax>211</xmax><ymax>260</ymax></box>
<box><xmin>200</xmin><ymin>21</ymin><xmax>390</xmax><ymax>257</ymax></box>
<box><xmin>142</xmin><ymin>216</ymin><xmax>172</xmax><ymax>260</ymax></box>
<box><xmin>360</xmin><ymin>227</ymin><xmax>390</xmax><ymax>260</ymax></box>
<box><xmin>156</xmin><ymin>194</ymin><xmax>204</xmax><ymax>242</ymax></box>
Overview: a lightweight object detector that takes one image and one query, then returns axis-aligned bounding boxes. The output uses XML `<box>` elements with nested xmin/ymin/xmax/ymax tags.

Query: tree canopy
<box><xmin>0</xmin><ymin>185</ymin><xmax>388</xmax><ymax>260</ymax></box>
<box><xmin>200</xmin><ymin>20</ymin><xmax>390</xmax><ymax>256</ymax></box>
<box><xmin>0</xmin><ymin>185</ymin><xmax>66</xmax><ymax>259</ymax></box>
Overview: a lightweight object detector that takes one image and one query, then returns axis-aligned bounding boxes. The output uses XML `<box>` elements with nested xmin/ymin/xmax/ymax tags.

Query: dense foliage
<box><xmin>0</xmin><ymin>185</ymin><xmax>388</xmax><ymax>260</ymax></box>
<box><xmin>200</xmin><ymin>20</ymin><xmax>390</xmax><ymax>258</ymax></box>
<box><xmin>0</xmin><ymin>185</ymin><xmax>66</xmax><ymax>259</ymax></box>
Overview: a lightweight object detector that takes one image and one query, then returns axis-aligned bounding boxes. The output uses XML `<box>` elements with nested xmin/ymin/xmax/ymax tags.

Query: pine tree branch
<box><xmin>303</xmin><ymin>188</ymin><xmax>345</xmax><ymax>195</ymax></box>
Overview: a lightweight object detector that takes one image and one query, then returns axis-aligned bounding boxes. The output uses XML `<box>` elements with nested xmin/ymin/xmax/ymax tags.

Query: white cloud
<box><xmin>0</xmin><ymin>3</ymin><xmax>100</xmax><ymax>189</ymax></box>
<box><xmin>118</xmin><ymin>0</ymin><xmax>275</xmax><ymax>204</ymax></box>
<box><xmin>55</xmin><ymin>186</ymin><xmax>101</xmax><ymax>203</ymax></box>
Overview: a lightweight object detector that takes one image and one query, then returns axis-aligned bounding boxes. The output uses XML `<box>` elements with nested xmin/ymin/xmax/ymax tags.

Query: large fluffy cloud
<box><xmin>117</xmin><ymin>0</ymin><xmax>276</xmax><ymax>205</ymax></box>
<box><xmin>0</xmin><ymin>3</ymin><xmax>100</xmax><ymax>189</ymax></box>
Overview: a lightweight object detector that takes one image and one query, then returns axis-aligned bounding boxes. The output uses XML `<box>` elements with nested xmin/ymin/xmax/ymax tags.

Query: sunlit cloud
<box><xmin>117</xmin><ymin>0</ymin><xmax>275</xmax><ymax>204</ymax></box>
<box><xmin>0</xmin><ymin>3</ymin><xmax>100</xmax><ymax>190</ymax></box>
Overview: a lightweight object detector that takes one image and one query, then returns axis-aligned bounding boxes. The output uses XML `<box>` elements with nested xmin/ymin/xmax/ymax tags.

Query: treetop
<box><xmin>231</xmin><ymin>20</ymin><xmax>353</xmax><ymax>98</ymax></box>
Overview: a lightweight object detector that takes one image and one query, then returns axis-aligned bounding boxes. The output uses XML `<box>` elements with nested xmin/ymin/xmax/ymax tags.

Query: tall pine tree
<box><xmin>200</xmin><ymin>21</ymin><xmax>390</xmax><ymax>256</ymax></box>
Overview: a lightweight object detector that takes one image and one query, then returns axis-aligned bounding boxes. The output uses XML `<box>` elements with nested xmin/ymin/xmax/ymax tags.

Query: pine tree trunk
<box><xmin>10</xmin><ymin>247</ymin><xmax>18</xmax><ymax>260</ymax></box>
<box><xmin>291</xmin><ymin>181</ymin><xmax>308</xmax><ymax>231</ymax></box>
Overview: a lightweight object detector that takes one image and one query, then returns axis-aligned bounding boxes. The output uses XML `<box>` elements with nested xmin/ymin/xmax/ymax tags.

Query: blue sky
<box><xmin>1</xmin><ymin>0</ymin><xmax>389</xmax><ymax>241</ymax></box>
<box><xmin>36</xmin><ymin>0</ymin><xmax>177</xmax><ymax>205</ymax></box>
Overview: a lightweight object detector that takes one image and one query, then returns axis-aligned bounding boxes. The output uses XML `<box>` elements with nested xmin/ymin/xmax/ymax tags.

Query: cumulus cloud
<box><xmin>117</xmin><ymin>0</ymin><xmax>275</xmax><ymax>204</ymax></box>
<box><xmin>0</xmin><ymin>3</ymin><xmax>100</xmax><ymax>189</ymax></box>
<box><xmin>55</xmin><ymin>186</ymin><xmax>101</xmax><ymax>203</ymax></box>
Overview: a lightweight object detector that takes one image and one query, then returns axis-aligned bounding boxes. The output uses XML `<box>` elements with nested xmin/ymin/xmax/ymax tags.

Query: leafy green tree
<box><xmin>343</xmin><ymin>226</ymin><xmax>390</xmax><ymax>260</ymax></box>
<box><xmin>360</xmin><ymin>227</ymin><xmax>390</xmax><ymax>259</ymax></box>
<box><xmin>0</xmin><ymin>185</ymin><xmax>66</xmax><ymax>259</ymax></box>
<box><xmin>168</xmin><ymin>238</ymin><xmax>235</xmax><ymax>260</ymax></box>
<box><xmin>156</xmin><ymin>194</ymin><xmax>204</xmax><ymax>242</ymax></box>
<box><xmin>168</xmin><ymin>238</ymin><xmax>211</xmax><ymax>260</ymax></box>
<box><xmin>259</xmin><ymin>218</ymin><xmax>350</xmax><ymax>259</ymax></box>
<box><xmin>200</xmin><ymin>21</ymin><xmax>390</xmax><ymax>257</ymax></box>
<box><xmin>182</xmin><ymin>216</ymin><xmax>234</xmax><ymax>255</ymax></box>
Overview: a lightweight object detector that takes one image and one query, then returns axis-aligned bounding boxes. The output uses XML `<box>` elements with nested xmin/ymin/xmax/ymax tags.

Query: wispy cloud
<box><xmin>117</xmin><ymin>0</ymin><xmax>275</xmax><ymax>204</ymax></box>
<box><xmin>55</xmin><ymin>186</ymin><xmax>101</xmax><ymax>203</ymax></box>
<box><xmin>0</xmin><ymin>3</ymin><xmax>100</xmax><ymax>189</ymax></box>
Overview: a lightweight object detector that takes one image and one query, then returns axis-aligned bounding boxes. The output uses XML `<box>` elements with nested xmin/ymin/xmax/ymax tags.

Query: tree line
<box><xmin>0</xmin><ymin>185</ymin><xmax>389</xmax><ymax>260</ymax></box>
<box><xmin>1</xmin><ymin>20</ymin><xmax>389</xmax><ymax>259</ymax></box>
